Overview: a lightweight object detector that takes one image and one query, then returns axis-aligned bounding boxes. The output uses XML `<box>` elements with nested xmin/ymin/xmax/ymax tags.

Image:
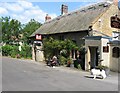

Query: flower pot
<box><xmin>67</xmin><ymin>61</ymin><xmax>71</xmax><ymax>67</ymax></box>
<box><xmin>70</xmin><ymin>63</ymin><xmax>74</xmax><ymax>68</ymax></box>
<box><xmin>104</xmin><ymin>68</ymin><xmax>110</xmax><ymax>76</ymax></box>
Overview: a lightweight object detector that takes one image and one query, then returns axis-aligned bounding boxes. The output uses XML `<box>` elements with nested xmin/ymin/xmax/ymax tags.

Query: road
<box><xmin>2</xmin><ymin>57</ymin><xmax>119</xmax><ymax>91</ymax></box>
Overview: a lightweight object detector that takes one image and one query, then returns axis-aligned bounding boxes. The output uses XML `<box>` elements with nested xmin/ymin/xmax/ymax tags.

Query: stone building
<box><xmin>30</xmin><ymin>1</ymin><xmax>120</xmax><ymax>71</ymax></box>
<box><xmin>109</xmin><ymin>40</ymin><xmax>120</xmax><ymax>72</ymax></box>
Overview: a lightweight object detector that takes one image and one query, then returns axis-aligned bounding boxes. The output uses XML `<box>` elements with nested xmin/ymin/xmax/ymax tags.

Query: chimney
<box><xmin>61</xmin><ymin>4</ymin><xmax>68</xmax><ymax>15</ymax></box>
<box><xmin>45</xmin><ymin>14</ymin><xmax>51</xmax><ymax>22</ymax></box>
<box><xmin>113</xmin><ymin>0</ymin><xmax>118</xmax><ymax>6</ymax></box>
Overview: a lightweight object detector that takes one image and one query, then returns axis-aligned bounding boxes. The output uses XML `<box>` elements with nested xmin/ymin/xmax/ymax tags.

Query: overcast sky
<box><xmin>0</xmin><ymin>0</ymin><xmax>117</xmax><ymax>24</ymax></box>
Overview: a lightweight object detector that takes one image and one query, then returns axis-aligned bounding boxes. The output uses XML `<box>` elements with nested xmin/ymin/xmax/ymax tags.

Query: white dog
<box><xmin>91</xmin><ymin>68</ymin><xmax>106</xmax><ymax>79</ymax></box>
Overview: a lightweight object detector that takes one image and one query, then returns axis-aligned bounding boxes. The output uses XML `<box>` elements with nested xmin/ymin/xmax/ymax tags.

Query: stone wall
<box><xmin>110</xmin><ymin>44</ymin><xmax>120</xmax><ymax>72</ymax></box>
<box><xmin>92</xmin><ymin>4</ymin><xmax>119</xmax><ymax>36</ymax></box>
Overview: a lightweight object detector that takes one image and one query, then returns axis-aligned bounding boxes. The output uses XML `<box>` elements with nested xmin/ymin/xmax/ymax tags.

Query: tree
<box><xmin>1</xmin><ymin>16</ymin><xmax>10</xmax><ymax>43</ymax></box>
<box><xmin>1</xmin><ymin>17</ymin><xmax>42</xmax><ymax>44</ymax></box>
<box><xmin>22</xmin><ymin>19</ymin><xmax>42</xmax><ymax>43</ymax></box>
<box><xmin>1</xmin><ymin>16</ymin><xmax>22</xmax><ymax>43</ymax></box>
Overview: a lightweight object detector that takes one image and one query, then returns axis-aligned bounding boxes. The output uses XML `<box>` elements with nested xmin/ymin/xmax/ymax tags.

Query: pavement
<box><xmin>31</xmin><ymin>59</ymin><xmax>120</xmax><ymax>92</ymax></box>
<box><xmin>2</xmin><ymin>57</ymin><xmax>119</xmax><ymax>91</ymax></box>
<box><xmin>18</xmin><ymin>57</ymin><xmax>119</xmax><ymax>85</ymax></box>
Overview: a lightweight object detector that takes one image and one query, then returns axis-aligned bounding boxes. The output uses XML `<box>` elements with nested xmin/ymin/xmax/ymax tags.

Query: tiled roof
<box><xmin>31</xmin><ymin>2</ymin><xmax>111</xmax><ymax>37</ymax></box>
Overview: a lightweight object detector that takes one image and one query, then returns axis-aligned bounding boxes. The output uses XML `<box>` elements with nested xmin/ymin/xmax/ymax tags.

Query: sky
<box><xmin>0</xmin><ymin>0</ymin><xmax>118</xmax><ymax>24</ymax></box>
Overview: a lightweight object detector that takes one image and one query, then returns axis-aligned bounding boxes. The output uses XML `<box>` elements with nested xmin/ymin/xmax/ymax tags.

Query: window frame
<box><xmin>112</xmin><ymin>47</ymin><xmax>120</xmax><ymax>58</ymax></box>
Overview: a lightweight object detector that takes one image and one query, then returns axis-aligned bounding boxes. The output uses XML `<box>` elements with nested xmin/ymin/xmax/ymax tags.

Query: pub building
<box><xmin>30</xmin><ymin>1</ymin><xmax>120</xmax><ymax>72</ymax></box>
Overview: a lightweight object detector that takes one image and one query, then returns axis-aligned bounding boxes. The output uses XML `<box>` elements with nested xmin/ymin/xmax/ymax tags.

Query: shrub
<box><xmin>43</xmin><ymin>37</ymin><xmax>79</xmax><ymax>60</ymax></box>
<box><xmin>66</xmin><ymin>57</ymin><xmax>73</xmax><ymax>67</ymax></box>
<box><xmin>2</xmin><ymin>45</ymin><xmax>18</xmax><ymax>56</ymax></box>
<box><xmin>60</xmin><ymin>49</ymin><xmax>67</xmax><ymax>57</ymax></box>
<box><xmin>10</xmin><ymin>46</ymin><xmax>18</xmax><ymax>58</ymax></box>
<box><xmin>77</xmin><ymin>64</ymin><xmax>82</xmax><ymax>70</ymax></box>
<box><xmin>58</xmin><ymin>55</ymin><xmax>67</xmax><ymax>65</ymax></box>
<box><xmin>20</xmin><ymin>44</ymin><xmax>32</xmax><ymax>58</ymax></box>
<box><xmin>2</xmin><ymin>44</ymin><xmax>32</xmax><ymax>59</ymax></box>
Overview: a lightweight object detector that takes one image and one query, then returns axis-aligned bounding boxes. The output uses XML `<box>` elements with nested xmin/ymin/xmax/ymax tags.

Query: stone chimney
<box><xmin>113</xmin><ymin>0</ymin><xmax>118</xmax><ymax>6</ymax></box>
<box><xmin>61</xmin><ymin>4</ymin><xmax>68</xmax><ymax>15</ymax></box>
<box><xmin>45</xmin><ymin>14</ymin><xmax>51</xmax><ymax>22</ymax></box>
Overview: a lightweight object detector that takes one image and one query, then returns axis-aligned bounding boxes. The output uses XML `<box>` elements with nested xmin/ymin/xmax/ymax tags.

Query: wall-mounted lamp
<box><xmin>97</xmin><ymin>50</ymin><xmax>100</xmax><ymax>54</ymax></box>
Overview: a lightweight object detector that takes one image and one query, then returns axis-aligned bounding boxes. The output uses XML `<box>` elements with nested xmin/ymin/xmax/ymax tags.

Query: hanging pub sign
<box><xmin>111</xmin><ymin>15</ymin><xmax>120</xmax><ymax>29</ymax></box>
<box><xmin>36</xmin><ymin>34</ymin><xmax>42</xmax><ymax>40</ymax></box>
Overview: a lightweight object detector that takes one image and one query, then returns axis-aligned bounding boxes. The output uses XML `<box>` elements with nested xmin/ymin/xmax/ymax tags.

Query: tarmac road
<box><xmin>2</xmin><ymin>57</ymin><xmax>119</xmax><ymax>91</ymax></box>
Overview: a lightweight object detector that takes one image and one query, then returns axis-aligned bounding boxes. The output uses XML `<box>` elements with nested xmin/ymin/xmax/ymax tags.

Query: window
<box><xmin>103</xmin><ymin>46</ymin><xmax>109</xmax><ymax>53</ymax></box>
<box><xmin>112</xmin><ymin>47</ymin><xmax>120</xmax><ymax>58</ymax></box>
<box><xmin>59</xmin><ymin>35</ymin><xmax>64</xmax><ymax>40</ymax></box>
<box><xmin>72</xmin><ymin>40</ymin><xmax>76</xmax><ymax>44</ymax></box>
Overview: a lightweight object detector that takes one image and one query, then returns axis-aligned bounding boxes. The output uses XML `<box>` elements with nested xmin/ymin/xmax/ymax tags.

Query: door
<box><xmin>89</xmin><ymin>47</ymin><xmax>98</xmax><ymax>69</ymax></box>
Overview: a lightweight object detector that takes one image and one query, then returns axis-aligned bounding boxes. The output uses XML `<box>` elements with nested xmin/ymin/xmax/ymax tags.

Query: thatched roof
<box><xmin>31</xmin><ymin>2</ymin><xmax>112</xmax><ymax>37</ymax></box>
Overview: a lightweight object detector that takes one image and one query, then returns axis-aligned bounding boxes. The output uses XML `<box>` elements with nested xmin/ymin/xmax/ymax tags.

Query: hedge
<box><xmin>2</xmin><ymin>44</ymin><xmax>32</xmax><ymax>59</ymax></box>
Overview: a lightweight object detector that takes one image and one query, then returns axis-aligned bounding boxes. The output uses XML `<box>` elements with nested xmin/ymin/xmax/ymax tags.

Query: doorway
<box><xmin>89</xmin><ymin>46</ymin><xmax>99</xmax><ymax>69</ymax></box>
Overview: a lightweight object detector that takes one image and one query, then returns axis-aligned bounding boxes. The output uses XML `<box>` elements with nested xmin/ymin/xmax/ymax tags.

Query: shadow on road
<box><xmin>84</xmin><ymin>75</ymin><xmax>103</xmax><ymax>79</ymax></box>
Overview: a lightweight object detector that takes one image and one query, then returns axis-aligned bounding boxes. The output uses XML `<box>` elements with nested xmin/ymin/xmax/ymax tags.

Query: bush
<box><xmin>43</xmin><ymin>37</ymin><xmax>79</xmax><ymax>60</ymax></box>
<box><xmin>2</xmin><ymin>45</ymin><xmax>18</xmax><ymax>56</ymax></box>
<box><xmin>58</xmin><ymin>55</ymin><xmax>67</xmax><ymax>65</ymax></box>
<box><xmin>20</xmin><ymin>44</ymin><xmax>32</xmax><ymax>58</ymax></box>
<box><xmin>11</xmin><ymin>46</ymin><xmax>18</xmax><ymax>58</ymax></box>
<box><xmin>2</xmin><ymin>44</ymin><xmax>32</xmax><ymax>59</ymax></box>
<box><xmin>77</xmin><ymin>64</ymin><xmax>82</xmax><ymax>70</ymax></box>
<box><xmin>66</xmin><ymin>57</ymin><xmax>73</xmax><ymax>66</ymax></box>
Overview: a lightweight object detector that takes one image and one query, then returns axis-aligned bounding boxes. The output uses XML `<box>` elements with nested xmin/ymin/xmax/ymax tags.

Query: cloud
<box><xmin>0</xmin><ymin>7</ymin><xmax>8</xmax><ymax>15</ymax></box>
<box><xmin>0</xmin><ymin>2</ymin><xmax>24</xmax><ymax>14</ymax></box>
<box><xmin>0</xmin><ymin>0</ymin><xmax>57</xmax><ymax>24</ymax></box>
<box><xmin>17</xmin><ymin>0</ymin><xmax>33</xmax><ymax>9</ymax></box>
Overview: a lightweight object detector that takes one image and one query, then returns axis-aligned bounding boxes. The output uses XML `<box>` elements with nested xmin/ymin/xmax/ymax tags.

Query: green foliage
<box><xmin>1</xmin><ymin>16</ymin><xmax>41</xmax><ymax>59</ymax></box>
<box><xmin>2</xmin><ymin>45</ymin><xmax>18</xmax><ymax>57</ymax></box>
<box><xmin>43</xmin><ymin>37</ymin><xmax>77</xmax><ymax>58</ymax></box>
<box><xmin>22</xmin><ymin>19</ymin><xmax>42</xmax><ymax>43</ymax></box>
<box><xmin>2</xmin><ymin>44</ymin><xmax>32</xmax><ymax>59</ymax></box>
<box><xmin>66</xmin><ymin>57</ymin><xmax>73</xmax><ymax>67</ymax></box>
<box><xmin>58</xmin><ymin>55</ymin><xmax>67</xmax><ymax>65</ymax></box>
<box><xmin>1</xmin><ymin>17</ymin><xmax>42</xmax><ymax>44</ymax></box>
<box><xmin>20</xmin><ymin>44</ymin><xmax>32</xmax><ymax>58</ymax></box>
<box><xmin>63</xmin><ymin>39</ymin><xmax>79</xmax><ymax>51</ymax></box>
<box><xmin>67</xmin><ymin>57</ymin><xmax>73</xmax><ymax>64</ymax></box>
<box><xmin>43</xmin><ymin>37</ymin><xmax>62</xmax><ymax>59</ymax></box>
<box><xmin>43</xmin><ymin>37</ymin><xmax>80</xmax><ymax>65</ymax></box>
<box><xmin>2</xmin><ymin>17</ymin><xmax>22</xmax><ymax>43</ymax></box>
<box><xmin>60</xmin><ymin>49</ymin><xmax>68</xmax><ymax>58</ymax></box>
<box><xmin>77</xmin><ymin>64</ymin><xmax>82</xmax><ymax>70</ymax></box>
